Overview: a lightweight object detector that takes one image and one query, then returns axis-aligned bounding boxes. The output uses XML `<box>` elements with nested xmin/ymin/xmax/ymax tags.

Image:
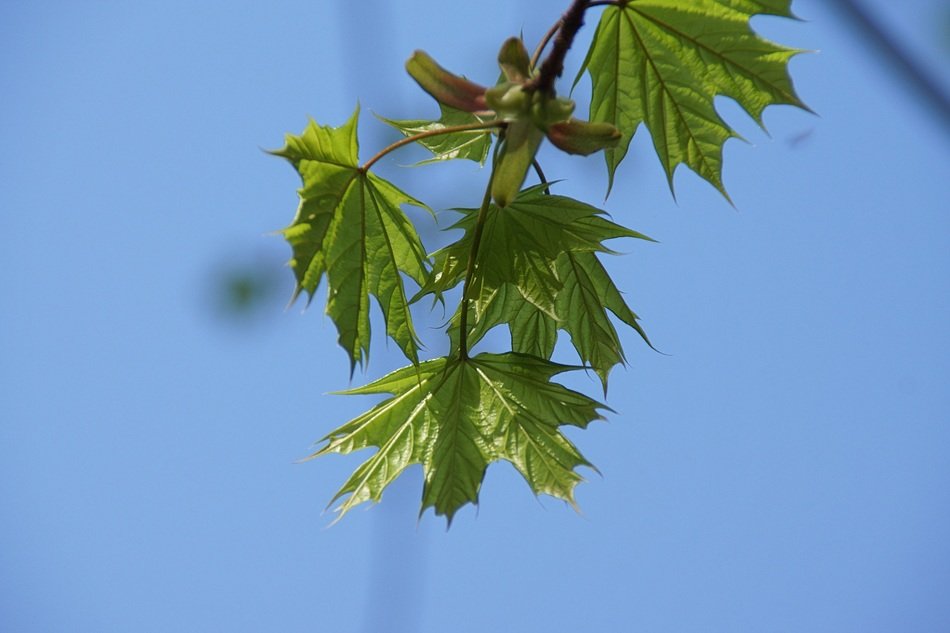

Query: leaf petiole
<box><xmin>530</xmin><ymin>20</ymin><xmax>562</xmax><ymax>71</ymax></box>
<box><xmin>458</xmin><ymin>135</ymin><xmax>505</xmax><ymax>360</ymax></box>
<box><xmin>529</xmin><ymin>1</ymin><xmax>627</xmax><ymax>77</ymax></box>
<box><xmin>361</xmin><ymin>120</ymin><xmax>504</xmax><ymax>172</ymax></box>
<box><xmin>531</xmin><ymin>158</ymin><xmax>550</xmax><ymax>193</ymax></box>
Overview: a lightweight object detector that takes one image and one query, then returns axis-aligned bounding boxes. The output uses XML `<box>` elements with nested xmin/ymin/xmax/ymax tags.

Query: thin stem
<box><xmin>531</xmin><ymin>159</ymin><xmax>551</xmax><ymax>194</ymax></box>
<box><xmin>458</xmin><ymin>136</ymin><xmax>505</xmax><ymax>360</ymax></box>
<box><xmin>530</xmin><ymin>20</ymin><xmax>562</xmax><ymax>71</ymax></box>
<box><xmin>361</xmin><ymin>120</ymin><xmax>504</xmax><ymax>172</ymax></box>
<box><xmin>528</xmin><ymin>1</ymin><xmax>626</xmax><ymax>80</ymax></box>
<box><xmin>585</xmin><ymin>1</ymin><xmax>625</xmax><ymax>8</ymax></box>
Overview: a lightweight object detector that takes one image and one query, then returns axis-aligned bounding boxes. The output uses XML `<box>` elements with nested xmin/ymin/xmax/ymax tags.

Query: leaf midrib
<box><xmin>631</xmin><ymin>5</ymin><xmax>800</xmax><ymax>106</ymax></box>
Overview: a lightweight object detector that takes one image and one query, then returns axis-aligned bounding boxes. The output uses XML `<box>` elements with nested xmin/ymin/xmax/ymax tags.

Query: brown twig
<box><xmin>524</xmin><ymin>0</ymin><xmax>590</xmax><ymax>96</ymax></box>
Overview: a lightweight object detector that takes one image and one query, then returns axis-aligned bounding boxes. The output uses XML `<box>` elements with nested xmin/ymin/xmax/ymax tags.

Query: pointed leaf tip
<box><xmin>498</xmin><ymin>36</ymin><xmax>531</xmax><ymax>82</ymax></box>
<box><xmin>580</xmin><ymin>1</ymin><xmax>809</xmax><ymax>199</ymax></box>
<box><xmin>378</xmin><ymin>104</ymin><xmax>493</xmax><ymax>165</ymax></box>
<box><xmin>420</xmin><ymin>187</ymin><xmax>653</xmax><ymax>387</ymax></box>
<box><xmin>276</xmin><ymin>109</ymin><xmax>427</xmax><ymax>370</ymax></box>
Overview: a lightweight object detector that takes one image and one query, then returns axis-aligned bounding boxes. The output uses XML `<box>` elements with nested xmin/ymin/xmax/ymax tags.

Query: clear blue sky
<box><xmin>2</xmin><ymin>1</ymin><xmax>949</xmax><ymax>631</ymax></box>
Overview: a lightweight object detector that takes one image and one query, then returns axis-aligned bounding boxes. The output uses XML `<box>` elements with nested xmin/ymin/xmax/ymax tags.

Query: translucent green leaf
<box><xmin>378</xmin><ymin>105</ymin><xmax>492</xmax><ymax>165</ymax></box>
<box><xmin>556</xmin><ymin>250</ymin><xmax>651</xmax><ymax>391</ymax></box>
<box><xmin>314</xmin><ymin>352</ymin><xmax>606</xmax><ymax>523</ymax></box>
<box><xmin>450</xmin><ymin>250</ymin><xmax>652</xmax><ymax>393</ymax></box>
<box><xmin>448</xmin><ymin>283</ymin><xmax>558</xmax><ymax>360</ymax></box>
<box><xmin>272</xmin><ymin>106</ymin><xmax>428</xmax><ymax>372</ymax></box>
<box><xmin>577</xmin><ymin>0</ymin><xmax>808</xmax><ymax>196</ymax></box>
<box><xmin>419</xmin><ymin>186</ymin><xmax>640</xmax><ymax>318</ymax></box>
<box><xmin>422</xmin><ymin>186</ymin><xmax>651</xmax><ymax>387</ymax></box>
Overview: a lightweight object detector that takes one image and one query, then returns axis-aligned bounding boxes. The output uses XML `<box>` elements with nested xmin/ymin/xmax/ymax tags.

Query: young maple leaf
<box><xmin>577</xmin><ymin>0</ymin><xmax>810</xmax><ymax>197</ymax></box>
<box><xmin>419</xmin><ymin>185</ymin><xmax>653</xmax><ymax>391</ymax></box>
<box><xmin>377</xmin><ymin>104</ymin><xmax>494</xmax><ymax>165</ymax></box>
<box><xmin>271</xmin><ymin>107</ymin><xmax>428</xmax><ymax>373</ymax></box>
<box><xmin>312</xmin><ymin>353</ymin><xmax>608</xmax><ymax>523</ymax></box>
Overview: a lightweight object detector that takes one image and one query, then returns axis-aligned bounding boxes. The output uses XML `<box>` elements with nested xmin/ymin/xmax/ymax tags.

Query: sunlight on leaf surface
<box><xmin>378</xmin><ymin>104</ymin><xmax>493</xmax><ymax>165</ymax></box>
<box><xmin>577</xmin><ymin>0</ymin><xmax>807</xmax><ymax>197</ymax></box>
<box><xmin>273</xmin><ymin>107</ymin><xmax>429</xmax><ymax>372</ymax></box>
<box><xmin>420</xmin><ymin>186</ymin><xmax>652</xmax><ymax>390</ymax></box>
<box><xmin>314</xmin><ymin>352</ymin><xmax>607</xmax><ymax>523</ymax></box>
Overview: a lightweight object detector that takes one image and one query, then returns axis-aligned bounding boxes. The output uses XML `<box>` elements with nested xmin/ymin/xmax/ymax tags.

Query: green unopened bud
<box><xmin>406</xmin><ymin>50</ymin><xmax>487</xmax><ymax>113</ymax></box>
<box><xmin>485</xmin><ymin>82</ymin><xmax>530</xmax><ymax>121</ymax></box>
<box><xmin>546</xmin><ymin>119</ymin><xmax>621</xmax><ymax>156</ymax></box>
<box><xmin>497</xmin><ymin>37</ymin><xmax>532</xmax><ymax>83</ymax></box>
<box><xmin>491</xmin><ymin>120</ymin><xmax>545</xmax><ymax>207</ymax></box>
<box><xmin>530</xmin><ymin>95</ymin><xmax>575</xmax><ymax>128</ymax></box>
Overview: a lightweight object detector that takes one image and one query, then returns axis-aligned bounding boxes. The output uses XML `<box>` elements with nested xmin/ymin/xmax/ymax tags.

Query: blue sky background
<box><xmin>2</xmin><ymin>1</ymin><xmax>948</xmax><ymax>631</ymax></box>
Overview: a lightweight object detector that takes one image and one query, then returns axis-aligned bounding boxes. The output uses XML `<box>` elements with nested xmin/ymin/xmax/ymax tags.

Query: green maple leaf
<box><xmin>556</xmin><ymin>250</ymin><xmax>651</xmax><ymax>390</ymax></box>
<box><xmin>272</xmin><ymin>106</ymin><xmax>429</xmax><ymax>371</ymax></box>
<box><xmin>420</xmin><ymin>185</ymin><xmax>641</xmax><ymax>316</ymax></box>
<box><xmin>313</xmin><ymin>352</ymin><xmax>607</xmax><ymax>522</ymax></box>
<box><xmin>450</xmin><ymin>283</ymin><xmax>560</xmax><ymax>360</ymax></box>
<box><xmin>449</xmin><ymin>251</ymin><xmax>651</xmax><ymax>392</ymax></box>
<box><xmin>577</xmin><ymin>0</ymin><xmax>808</xmax><ymax>196</ymax></box>
<box><xmin>378</xmin><ymin>104</ymin><xmax>493</xmax><ymax>164</ymax></box>
<box><xmin>424</xmin><ymin>186</ymin><xmax>651</xmax><ymax>388</ymax></box>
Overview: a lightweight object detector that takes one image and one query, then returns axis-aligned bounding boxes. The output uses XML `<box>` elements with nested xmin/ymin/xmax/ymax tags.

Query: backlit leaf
<box><xmin>314</xmin><ymin>352</ymin><xmax>606</xmax><ymax>522</ymax></box>
<box><xmin>378</xmin><ymin>104</ymin><xmax>493</xmax><ymax>165</ymax></box>
<box><xmin>425</xmin><ymin>186</ymin><xmax>651</xmax><ymax>387</ymax></box>
<box><xmin>449</xmin><ymin>250</ymin><xmax>651</xmax><ymax>392</ymax></box>
<box><xmin>419</xmin><ymin>186</ymin><xmax>640</xmax><ymax>318</ymax></box>
<box><xmin>272</xmin><ymin>106</ymin><xmax>429</xmax><ymax>372</ymax></box>
<box><xmin>448</xmin><ymin>283</ymin><xmax>559</xmax><ymax>360</ymax></box>
<box><xmin>577</xmin><ymin>0</ymin><xmax>808</xmax><ymax>196</ymax></box>
<box><xmin>556</xmin><ymin>250</ymin><xmax>651</xmax><ymax>391</ymax></box>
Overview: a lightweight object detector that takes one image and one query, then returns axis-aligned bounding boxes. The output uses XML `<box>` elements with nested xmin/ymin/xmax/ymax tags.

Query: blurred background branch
<box><xmin>829</xmin><ymin>0</ymin><xmax>950</xmax><ymax>135</ymax></box>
